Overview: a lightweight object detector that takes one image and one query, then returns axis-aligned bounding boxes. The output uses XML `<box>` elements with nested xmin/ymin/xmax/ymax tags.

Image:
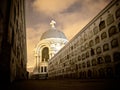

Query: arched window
<box><xmin>99</xmin><ymin>20</ymin><xmax>106</xmax><ymax>30</ymax></box>
<box><xmin>108</xmin><ymin>26</ymin><xmax>117</xmax><ymax>37</ymax></box>
<box><xmin>75</xmin><ymin>64</ymin><xmax>78</xmax><ymax>70</ymax></box>
<box><xmin>95</xmin><ymin>36</ymin><xmax>100</xmax><ymax>44</ymax></box>
<box><xmin>107</xmin><ymin>14</ymin><xmax>114</xmax><ymax>26</ymax></box>
<box><xmin>87</xmin><ymin>61</ymin><xmax>90</xmax><ymax>67</ymax></box>
<box><xmin>88</xmin><ymin>29</ymin><xmax>93</xmax><ymax>38</ymax></box>
<box><xmin>111</xmin><ymin>38</ymin><xmax>119</xmax><ymax>48</ymax></box>
<box><xmin>97</xmin><ymin>57</ymin><xmax>104</xmax><ymax>64</ymax></box>
<box><xmin>82</xmin><ymin>62</ymin><xmax>86</xmax><ymax>68</ymax></box>
<box><xmin>71</xmin><ymin>46</ymin><xmax>73</xmax><ymax>50</ymax></box>
<box><xmin>113</xmin><ymin>52</ymin><xmax>120</xmax><ymax>62</ymax></box>
<box><xmin>96</xmin><ymin>46</ymin><xmax>102</xmax><ymax>54</ymax></box>
<box><xmin>101</xmin><ymin>32</ymin><xmax>107</xmax><ymax>40</ymax></box>
<box><xmin>79</xmin><ymin>63</ymin><xmax>81</xmax><ymax>69</ymax></box>
<box><xmin>82</xmin><ymin>53</ymin><xmax>85</xmax><ymax>60</ymax></box>
<box><xmin>92</xmin><ymin>59</ymin><xmax>96</xmax><ymax>66</ymax></box>
<box><xmin>89</xmin><ymin>40</ymin><xmax>94</xmax><ymax>47</ymax></box>
<box><xmin>42</xmin><ymin>47</ymin><xmax>49</xmax><ymax>62</ymax></box>
<box><xmin>103</xmin><ymin>43</ymin><xmax>109</xmax><ymax>51</ymax></box>
<box><xmin>99</xmin><ymin>68</ymin><xmax>105</xmax><ymax>78</ymax></box>
<box><xmin>67</xmin><ymin>55</ymin><xmax>69</xmax><ymax>59</ymax></box>
<box><xmin>93</xmin><ymin>69</ymin><xmax>97</xmax><ymax>78</ymax></box>
<box><xmin>90</xmin><ymin>48</ymin><xmax>95</xmax><ymax>56</ymax></box>
<box><xmin>82</xmin><ymin>71</ymin><xmax>86</xmax><ymax>78</ymax></box>
<box><xmin>78</xmin><ymin>55</ymin><xmax>81</xmax><ymax>61</ymax></box>
<box><xmin>44</xmin><ymin>66</ymin><xmax>47</xmax><ymax>72</ymax></box>
<box><xmin>93</xmin><ymin>26</ymin><xmax>99</xmax><ymax>35</ymax></box>
<box><xmin>115</xmin><ymin>8</ymin><xmax>120</xmax><ymax>19</ymax></box>
<box><xmin>86</xmin><ymin>51</ymin><xmax>89</xmax><ymax>58</ymax></box>
<box><xmin>41</xmin><ymin>66</ymin><xmax>43</xmax><ymax>72</ymax></box>
<box><xmin>81</xmin><ymin>46</ymin><xmax>85</xmax><ymax>51</ymax></box>
<box><xmin>79</xmin><ymin>71</ymin><xmax>82</xmax><ymax>78</ymax></box>
<box><xmin>104</xmin><ymin>55</ymin><xmax>111</xmax><ymax>63</ymax></box>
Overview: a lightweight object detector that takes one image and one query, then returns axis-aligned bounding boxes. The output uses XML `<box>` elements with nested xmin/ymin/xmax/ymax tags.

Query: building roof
<box><xmin>40</xmin><ymin>28</ymin><xmax>67</xmax><ymax>40</ymax></box>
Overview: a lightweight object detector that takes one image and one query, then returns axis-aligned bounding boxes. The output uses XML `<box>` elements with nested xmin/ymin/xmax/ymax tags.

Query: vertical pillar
<box><xmin>35</xmin><ymin>56</ymin><xmax>37</xmax><ymax>70</ymax></box>
<box><xmin>37</xmin><ymin>55</ymin><xmax>40</xmax><ymax>73</ymax></box>
<box><xmin>49</xmin><ymin>53</ymin><xmax>52</xmax><ymax>59</ymax></box>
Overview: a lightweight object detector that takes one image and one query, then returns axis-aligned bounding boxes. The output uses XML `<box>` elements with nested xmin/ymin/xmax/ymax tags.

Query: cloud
<box><xmin>26</xmin><ymin>28</ymin><xmax>37</xmax><ymax>71</ymax></box>
<box><xmin>55</xmin><ymin>12</ymin><xmax>91</xmax><ymax>40</ymax></box>
<box><xmin>54</xmin><ymin>0</ymin><xmax>111</xmax><ymax>40</ymax></box>
<box><xmin>26</xmin><ymin>0</ymin><xmax>112</xmax><ymax>72</ymax></box>
<box><xmin>32</xmin><ymin>0</ymin><xmax>77</xmax><ymax>15</ymax></box>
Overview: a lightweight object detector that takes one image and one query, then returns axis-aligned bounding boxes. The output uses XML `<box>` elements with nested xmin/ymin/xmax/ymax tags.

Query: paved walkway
<box><xmin>7</xmin><ymin>79</ymin><xmax>120</xmax><ymax>90</ymax></box>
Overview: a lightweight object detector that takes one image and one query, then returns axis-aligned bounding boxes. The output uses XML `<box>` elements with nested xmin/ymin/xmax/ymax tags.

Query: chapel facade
<box><xmin>32</xmin><ymin>20</ymin><xmax>68</xmax><ymax>79</ymax></box>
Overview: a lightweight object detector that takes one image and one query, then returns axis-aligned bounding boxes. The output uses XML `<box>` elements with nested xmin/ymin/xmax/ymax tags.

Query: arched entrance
<box><xmin>42</xmin><ymin>47</ymin><xmax>49</xmax><ymax>62</ymax></box>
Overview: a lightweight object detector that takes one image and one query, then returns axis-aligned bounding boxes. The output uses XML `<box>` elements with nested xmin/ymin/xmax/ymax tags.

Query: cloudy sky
<box><xmin>26</xmin><ymin>0</ymin><xmax>112</xmax><ymax>72</ymax></box>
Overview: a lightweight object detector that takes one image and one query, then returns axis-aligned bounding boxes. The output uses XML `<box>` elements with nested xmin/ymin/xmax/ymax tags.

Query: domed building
<box><xmin>32</xmin><ymin>20</ymin><xmax>68</xmax><ymax>79</ymax></box>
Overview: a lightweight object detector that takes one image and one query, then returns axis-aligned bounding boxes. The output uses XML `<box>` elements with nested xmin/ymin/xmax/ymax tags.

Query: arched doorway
<box><xmin>42</xmin><ymin>47</ymin><xmax>49</xmax><ymax>62</ymax></box>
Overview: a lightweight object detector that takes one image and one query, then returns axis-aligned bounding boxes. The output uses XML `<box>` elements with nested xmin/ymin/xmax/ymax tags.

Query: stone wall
<box><xmin>0</xmin><ymin>0</ymin><xmax>28</xmax><ymax>85</ymax></box>
<box><xmin>48</xmin><ymin>0</ymin><xmax>120</xmax><ymax>79</ymax></box>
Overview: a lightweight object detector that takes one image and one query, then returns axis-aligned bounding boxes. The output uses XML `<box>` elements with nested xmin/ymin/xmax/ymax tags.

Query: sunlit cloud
<box><xmin>26</xmin><ymin>0</ymin><xmax>112</xmax><ymax>72</ymax></box>
<box><xmin>32</xmin><ymin>0</ymin><xmax>77</xmax><ymax>15</ymax></box>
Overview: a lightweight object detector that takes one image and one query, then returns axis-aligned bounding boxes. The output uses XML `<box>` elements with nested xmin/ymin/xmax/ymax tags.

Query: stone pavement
<box><xmin>7</xmin><ymin>79</ymin><xmax>120</xmax><ymax>90</ymax></box>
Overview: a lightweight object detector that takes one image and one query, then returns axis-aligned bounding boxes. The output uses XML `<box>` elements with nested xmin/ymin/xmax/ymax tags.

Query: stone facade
<box><xmin>0</xmin><ymin>0</ymin><xmax>28</xmax><ymax>84</ymax></box>
<box><xmin>48</xmin><ymin>0</ymin><xmax>120</xmax><ymax>79</ymax></box>
<box><xmin>32</xmin><ymin>21</ymin><xmax>68</xmax><ymax>79</ymax></box>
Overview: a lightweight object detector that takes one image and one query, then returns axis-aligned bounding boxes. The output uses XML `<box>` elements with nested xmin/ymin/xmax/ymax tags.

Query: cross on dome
<box><xmin>50</xmin><ymin>20</ymin><xmax>56</xmax><ymax>28</ymax></box>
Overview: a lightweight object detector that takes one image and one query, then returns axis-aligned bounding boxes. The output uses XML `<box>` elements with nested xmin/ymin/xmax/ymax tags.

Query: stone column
<box><xmin>37</xmin><ymin>55</ymin><xmax>40</xmax><ymax>73</ymax></box>
<box><xmin>35</xmin><ymin>56</ymin><xmax>37</xmax><ymax>70</ymax></box>
<box><xmin>49</xmin><ymin>50</ymin><xmax>52</xmax><ymax>59</ymax></box>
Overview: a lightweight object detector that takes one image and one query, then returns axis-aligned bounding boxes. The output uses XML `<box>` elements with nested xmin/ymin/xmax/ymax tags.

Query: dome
<box><xmin>40</xmin><ymin>28</ymin><xmax>67</xmax><ymax>40</ymax></box>
<box><xmin>40</xmin><ymin>20</ymin><xmax>67</xmax><ymax>40</ymax></box>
